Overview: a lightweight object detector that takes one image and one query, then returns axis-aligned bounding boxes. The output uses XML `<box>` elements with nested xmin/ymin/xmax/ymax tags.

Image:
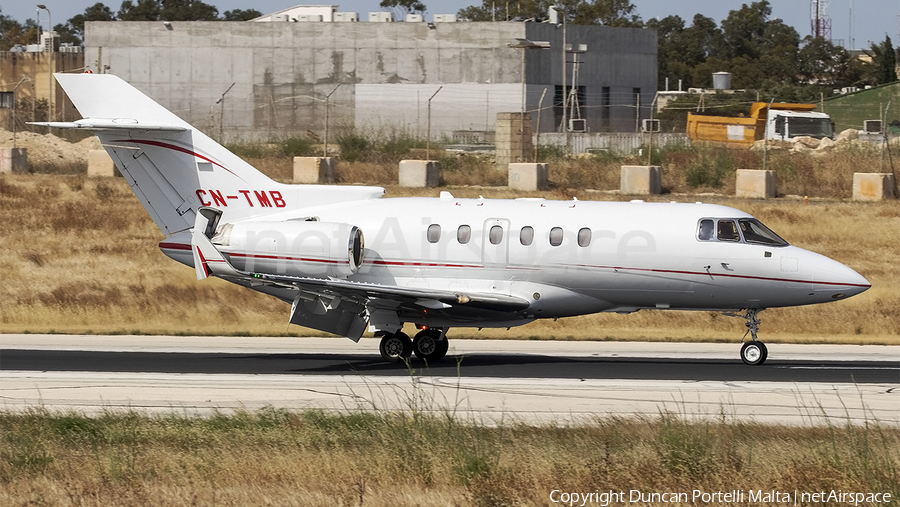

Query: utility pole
<box><xmin>323</xmin><ymin>83</ymin><xmax>341</xmax><ymax>157</ymax></box>
<box><xmin>37</xmin><ymin>4</ymin><xmax>52</xmax><ymax>123</ymax></box>
<box><xmin>508</xmin><ymin>39</ymin><xmax>550</xmax><ymax>162</ymax></box>
<box><xmin>426</xmin><ymin>86</ymin><xmax>442</xmax><ymax>160</ymax></box>
<box><xmin>215</xmin><ymin>83</ymin><xmax>235</xmax><ymax>144</ymax></box>
<box><xmin>553</xmin><ymin>5</ymin><xmax>567</xmax><ymax>144</ymax></box>
<box><xmin>12</xmin><ymin>75</ymin><xmax>30</xmax><ymax>149</ymax></box>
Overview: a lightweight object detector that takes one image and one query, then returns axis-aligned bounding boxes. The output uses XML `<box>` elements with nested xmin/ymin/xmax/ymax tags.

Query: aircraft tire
<box><xmin>413</xmin><ymin>329</ymin><xmax>447</xmax><ymax>362</ymax></box>
<box><xmin>380</xmin><ymin>332</ymin><xmax>412</xmax><ymax>362</ymax></box>
<box><xmin>740</xmin><ymin>341</ymin><xmax>767</xmax><ymax>365</ymax></box>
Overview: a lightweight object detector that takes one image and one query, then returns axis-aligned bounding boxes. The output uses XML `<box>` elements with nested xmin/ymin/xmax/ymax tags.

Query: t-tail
<box><xmin>36</xmin><ymin>73</ymin><xmax>384</xmax><ymax>236</ymax></box>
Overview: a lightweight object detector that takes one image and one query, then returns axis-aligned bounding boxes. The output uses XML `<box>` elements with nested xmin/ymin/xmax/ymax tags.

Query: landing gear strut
<box><xmin>726</xmin><ymin>309</ymin><xmax>768</xmax><ymax>365</ymax></box>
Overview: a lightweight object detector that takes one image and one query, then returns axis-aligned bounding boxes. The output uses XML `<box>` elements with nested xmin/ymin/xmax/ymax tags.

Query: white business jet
<box><xmin>35</xmin><ymin>74</ymin><xmax>870</xmax><ymax>365</ymax></box>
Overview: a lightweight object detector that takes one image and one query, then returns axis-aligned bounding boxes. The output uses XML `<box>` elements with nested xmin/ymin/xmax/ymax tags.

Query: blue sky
<box><xmin>4</xmin><ymin>0</ymin><xmax>898</xmax><ymax>51</ymax></box>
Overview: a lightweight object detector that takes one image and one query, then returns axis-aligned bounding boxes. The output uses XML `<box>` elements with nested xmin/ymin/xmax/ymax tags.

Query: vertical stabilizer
<box><xmin>52</xmin><ymin>73</ymin><xmax>385</xmax><ymax>236</ymax></box>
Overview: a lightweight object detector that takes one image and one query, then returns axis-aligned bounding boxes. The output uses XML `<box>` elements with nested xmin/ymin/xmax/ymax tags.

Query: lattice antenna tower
<box><xmin>811</xmin><ymin>0</ymin><xmax>833</xmax><ymax>40</ymax></box>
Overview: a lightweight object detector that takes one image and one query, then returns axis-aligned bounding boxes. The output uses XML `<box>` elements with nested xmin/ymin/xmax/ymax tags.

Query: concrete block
<box><xmin>399</xmin><ymin>160</ymin><xmax>440</xmax><ymax>187</ymax></box>
<box><xmin>87</xmin><ymin>150</ymin><xmax>118</xmax><ymax>177</ymax></box>
<box><xmin>495</xmin><ymin>112</ymin><xmax>533</xmax><ymax>168</ymax></box>
<box><xmin>508</xmin><ymin>163</ymin><xmax>549</xmax><ymax>191</ymax></box>
<box><xmin>735</xmin><ymin>169</ymin><xmax>776</xmax><ymax>198</ymax></box>
<box><xmin>293</xmin><ymin>157</ymin><xmax>336</xmax><ymax>184</ymax></box>
<box><xmin>620</xmin><ymin>165</ymin><xmax>661</xmax><ymax>195</ymax></box>
<box><xmin>853</xmin><ymin>173</ymin><xmax>896</xmax><ymax>201</ymax></box>
<box><xmin>0</xmin><ymin>147</ymin><xmax>28</xmax><ymax>174</ymax></box>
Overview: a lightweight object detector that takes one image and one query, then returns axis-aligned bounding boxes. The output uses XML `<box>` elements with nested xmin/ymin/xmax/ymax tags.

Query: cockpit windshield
<box><xmin>697</xmin><ymin>218</ymin><xmax>788</xmax><ymax>246</ymax></box>
<box><xmin>738</xmin><ymin>219</ymin><xmax>788</xmax><ymax>246</ymax></box>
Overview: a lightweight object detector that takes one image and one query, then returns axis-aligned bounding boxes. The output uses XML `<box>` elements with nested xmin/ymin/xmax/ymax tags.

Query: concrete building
<box><xmin>83</xmin><ymin>19</ymin><xmax>656</xmax><ymax>143</ymax></box>
<box><xmin>0</xmin><ymin>50</ymin><xmax>84</xmax><ymax>130</ymax></box>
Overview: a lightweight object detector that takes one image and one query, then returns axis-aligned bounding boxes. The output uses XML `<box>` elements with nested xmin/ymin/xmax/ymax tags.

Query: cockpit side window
<box><xmin>739</xmin><ymin>219</ymin><xmax>788</xmax><ymax>246</ymax></box>
<box><xmin>698</xmin><ymin>219</ymin><xmax>714</xmax><ymax>241</ymax></box>
<box><xmin>716</xmin><ymin>219</ymin><xmax>740</xmax><ymax>241</ymax></box>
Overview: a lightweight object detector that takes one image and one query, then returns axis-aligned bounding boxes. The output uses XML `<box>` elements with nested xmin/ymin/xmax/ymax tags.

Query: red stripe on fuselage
<box><xmin>570</xmin><ymin>264</ymin><xmax>871</xmax><ymax>289</ymax></box>
<box><xmin>156</xmin><ymin>243</ymin><xmax>868</xmax><ymax>288</ymax></box>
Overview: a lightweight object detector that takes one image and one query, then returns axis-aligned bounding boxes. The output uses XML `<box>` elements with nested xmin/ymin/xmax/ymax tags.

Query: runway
<box><xmin>2</xmin><ymin>335</ymin><xmax>898</xmax><ymax>425</ymax></box>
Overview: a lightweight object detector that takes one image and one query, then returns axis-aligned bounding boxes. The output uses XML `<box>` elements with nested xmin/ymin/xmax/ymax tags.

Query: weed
<box><xmin>280</xmin><ymin>137</ymin><xmax>315</xmax><ymax>157</ymax></box>
<box><xmin>335</xmin><ymin>130</ymin><xmax>371</xmax><ymax>163</ymax></box>
<box><xmin>94</xmin><ymin>181</ymin><xmax>115</xmax><ymax>200</ymax></box>
<box><xmin>537</xmin><ymin>143</ymin><xmax>566</xmax><ymax>161</ymax></box>
<box><xmin>684</xmin><ymin>149</ymin><xmax>734</xmax><ymax>188</ymax></box>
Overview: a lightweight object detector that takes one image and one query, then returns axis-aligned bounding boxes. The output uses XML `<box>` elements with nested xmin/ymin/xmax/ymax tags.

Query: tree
<box><xmin>66</xmin><ymin>3</ymin><xmax>116</xmax><ymax>44</ymax></box>
<box><xmin>573</xmin><ymin>0</ymin><xmax>641</xmax><ymax>27</ymax></box>
<box><xmin>118</xmin><ymin>0</ymin><xmax>218</xmax><ymax>22</ymax></box>
<box><xmin>458</xmin><ymin>0</ymin><xmax>545</xmax><ymax>22</ymax></box>
<box><xmin>866</xmin><ymin>36</ymin><xmax>898</xmax><ymax>85</ymax></box>
<box><xmin>457</xmin><ymin>0</ymin><xmax>640</xmax><ymax>24</ymax></box>
<box><xmin>713</xmin><ymin>1</ymin><xmax>800</xmax><ymax>88</ymax></box>
<box><xmin>380</xmin><ymin>0</ymin><xmax>427</xmax><ymax>18</ymax></box>
<box><xmin>0</xmin><ymin>8</ymin><xmax>40</xmax><ymax>50</ymax></box>
<box><xmin>222</xmin><ymin>9</ymin><xmax>262</xmax><ymax>21</ymax></box>
<box><xmin>648</xmin><ymin>14</ymin><xmax>721</xmax><ymax>90</ymax></box>
<box><xmin>797</xmin><ymin>36</ymin><xmax>865</xmax><ymax>87</ymax></box>
<box><xmin>118</xmin><ymin>0</ymin><xmax>161</xmax><ymax>21</ymax></box>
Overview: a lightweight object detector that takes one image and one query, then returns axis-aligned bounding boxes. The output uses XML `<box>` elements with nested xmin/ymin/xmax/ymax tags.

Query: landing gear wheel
<box><xmin>413</xmin><ymin>329</ymin><xmax>448</xmax><ymax>362</ymax></box>
<box><xmin>379</xmin><ymin>332</ymin><xmax>412</xmax><ymax>363</ymax></box>
<box><xmin>725</xmin><ymin>309</ymin><xmax>768</xmax><ymax>365</ymax></box>
<box><xmin>740</xmin><ymin>341</ymin><xmax>768</xmax><ymax>366</ymax></box>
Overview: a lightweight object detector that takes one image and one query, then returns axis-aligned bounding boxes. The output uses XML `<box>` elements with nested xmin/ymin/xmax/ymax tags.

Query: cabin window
<box><xmin>426</xmin><ymin>224</ymin><xmax>441</xmax><ymax>243</ymax></box>
<box><xmin>520</xmin><ymin>226</ymin><xmax>534</xmax><ymax>245</ymax></box>
<box><xmin>457</xmin><ymin>225</ymin><xmax>471</xmax><ymax>244</ymax></box>
<box><xmin>698</xmin><ymin>219</ymin><xmax>714</xmax><ymax>241</ymax></box>
<box><xmin>489</xmin><ymin>225</ymin><xmax>503</xmax><ymax>245</ymax></box>
<box><xmin>549</xmin><ymin>227</ymin><xmax>563</xmax><ymax>246</ymax></box>
<box><xmin>716</xmin><ymin>220</ymin><xmax>740</xmax><ymax>242</ymax></box>
<box><xmin>739</xmin><ymin>219</ymin><xmax>788</xmax><ymax>246</ymax></box>
<box><xmin>774</xmin><ymin>116</ymin><xmax>785</xmax><ymax>136</ymax></box>
<box><xmin>577</xmin><ymin>228</ymin><xmax>591</xmax><ymax>247</ymax></box>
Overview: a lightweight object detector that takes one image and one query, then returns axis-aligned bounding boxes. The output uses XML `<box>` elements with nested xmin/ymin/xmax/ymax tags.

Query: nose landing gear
<box><xmin>726</xmin><ymin>309</ymin><xmax>768</xmax><ymax>365</ymax></box>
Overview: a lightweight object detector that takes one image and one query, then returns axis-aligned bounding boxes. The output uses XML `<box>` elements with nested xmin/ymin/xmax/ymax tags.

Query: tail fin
<box><xmin>50</xmin><ymin>73</ymin><xmax>384</xmax><ymax>236</ymax></box>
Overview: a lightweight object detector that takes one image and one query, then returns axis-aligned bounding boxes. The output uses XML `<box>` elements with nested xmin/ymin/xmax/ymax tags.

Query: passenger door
<box><xmin>481</xmin><ymin>218</ymin><xmax>510</xmax><ymax>268</ymax></box>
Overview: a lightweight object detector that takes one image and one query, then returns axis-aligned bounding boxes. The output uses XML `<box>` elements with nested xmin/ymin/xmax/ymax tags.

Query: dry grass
<box><xmin>1</xmin><ymin>167</ymin><xmax>897</xmax><ymax>343</ymax></box>
<box><xmin>0</xmin><ymin>406</ymin><xmax>897</xmax><ymax>506</ymax></box>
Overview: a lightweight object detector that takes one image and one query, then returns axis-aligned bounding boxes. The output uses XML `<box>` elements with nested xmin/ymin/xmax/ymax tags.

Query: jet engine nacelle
<box><xmin>214</xmin><ymin>221</ymin><xmax>365</xmax><ymax>278</ymax></box>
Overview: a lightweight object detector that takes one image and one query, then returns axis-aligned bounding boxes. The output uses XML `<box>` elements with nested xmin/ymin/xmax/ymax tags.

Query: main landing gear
<box><xmin>727</xmin><ymin>309</ymin><xmax>768</xmax><ymax>365</ymax></box>
<box><xmin>378</xmin><ymin>328</ymin><xmax>449</xmax><ymax>363</ymax></box>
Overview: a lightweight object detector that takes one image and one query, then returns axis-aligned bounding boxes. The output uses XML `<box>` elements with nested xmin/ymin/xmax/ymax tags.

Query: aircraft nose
<box><xmin>812</xmin><ymin>256</ymin><xmax>871</xmax><ymax>300</ymax></box>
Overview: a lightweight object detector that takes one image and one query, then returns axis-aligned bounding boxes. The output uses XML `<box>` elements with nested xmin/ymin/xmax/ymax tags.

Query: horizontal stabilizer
<box><xmin>27</xmin><ymin>119</ymin><xmax>186</xmax><ymax>132</ymax></box>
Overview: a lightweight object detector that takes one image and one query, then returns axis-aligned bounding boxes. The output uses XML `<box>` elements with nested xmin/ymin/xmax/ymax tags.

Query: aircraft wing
<box><xmin>190</xmin><ymin>224</ymin><xmax>529</xmax><ymax>340</ymax></box>
<box><xmin>255</xmin><ymin>273</ymin><xmax>531</xmax><ymax>312</ymax></box>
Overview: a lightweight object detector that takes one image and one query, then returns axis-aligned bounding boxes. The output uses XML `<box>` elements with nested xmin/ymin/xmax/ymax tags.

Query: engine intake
<box><xmin>214</xmin><ymin>221</ymin><xmax>365</xmax><ymax>278</ymax></box>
